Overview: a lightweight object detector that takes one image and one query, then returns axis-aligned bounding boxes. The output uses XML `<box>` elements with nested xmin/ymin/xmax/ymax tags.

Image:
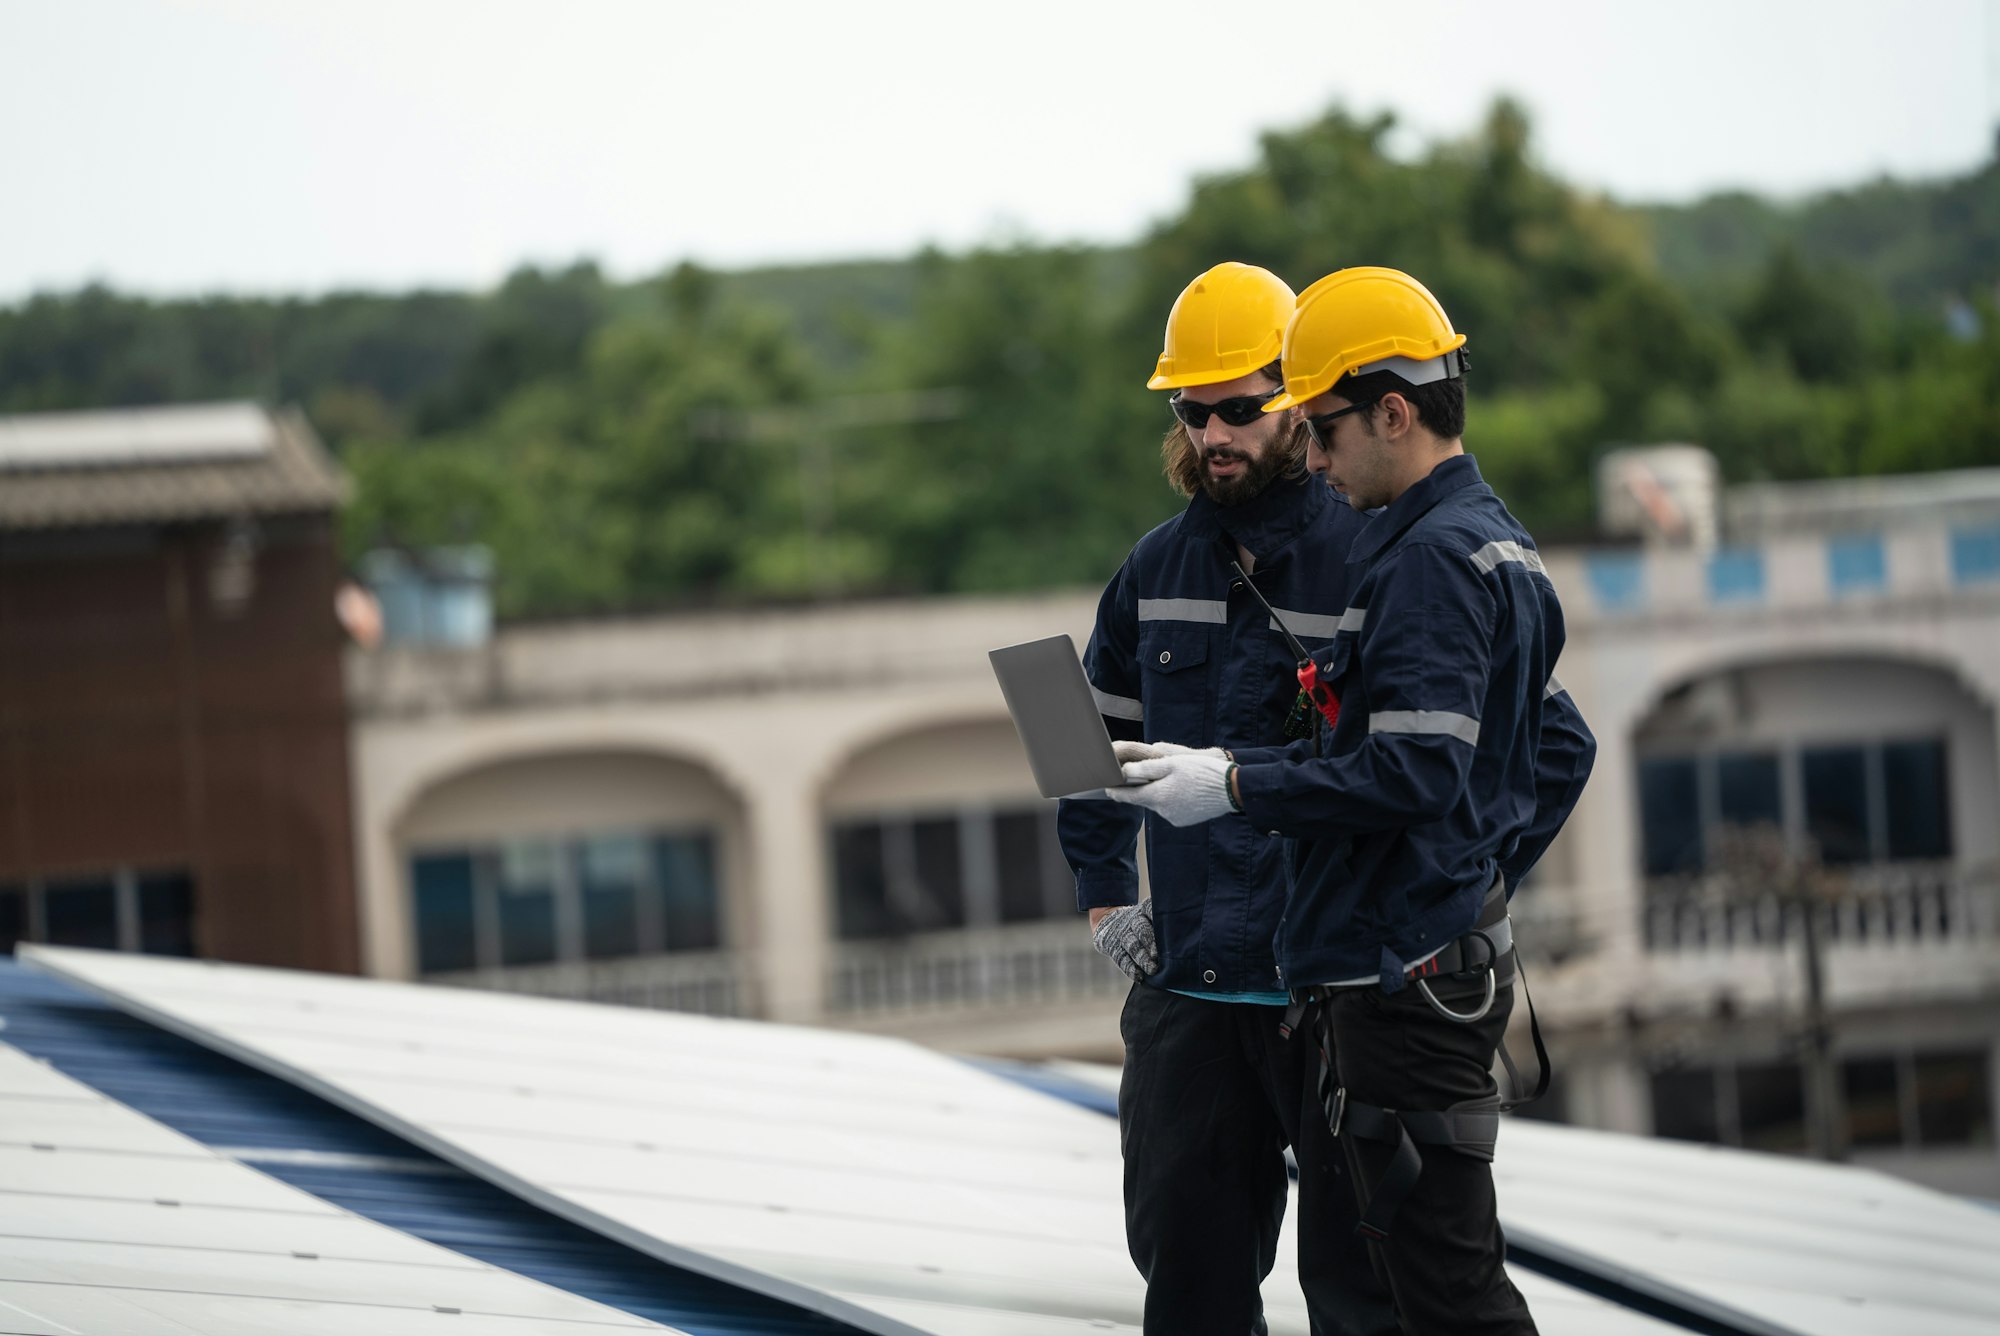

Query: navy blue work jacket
<box><xmin>1233</xmin><ymin>454</ymin><xmax>1596</xmax><ymax>992</ymax></box>
<box><xmin>1058</xmin><ymin>475</ymin><xmax>1370</xmax><ymax>995</ymax></box>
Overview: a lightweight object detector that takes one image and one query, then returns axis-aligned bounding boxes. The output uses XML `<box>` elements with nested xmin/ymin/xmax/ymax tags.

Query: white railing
<box><xmin>426</xmin><ymin>948</ymin><xmax>752</xmax><ymax>1017</ymax></box>
<box><xmin>827</xmin><ymin>919</ymin><xmax>1127</xmax><ymax>1015</ymax></box>
<box><xmin>1642</xmin><ymin>862</ymin><xmax>1999</xmax><ymax>954</ymax></box>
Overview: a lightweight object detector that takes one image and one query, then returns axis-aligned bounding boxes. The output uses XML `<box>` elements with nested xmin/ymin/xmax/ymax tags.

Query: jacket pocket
<box><xmin>1137</xmin><ymin>628</ymin><xmax>1212</xmax><ymax>743</ymax></box>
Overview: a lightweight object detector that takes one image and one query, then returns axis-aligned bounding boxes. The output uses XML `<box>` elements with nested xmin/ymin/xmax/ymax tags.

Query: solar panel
<box><xmin>17</xmin><ymin>947</ymin><xmax>1706</xmax><ymax>1336</ymax></box>
<box><xmin>1495</xmin><ymin>1119</ymin><xmax>2000</xmax><ymax>1336</ymax></box>
<box><xmin>0</xmin><ymin>402</ymin><xmax>273</xmax><ymax>471</ymax></box>
<box><xmin>0</xmin><ymin>1038</ymin><xmax>683</xmax><ymax>1335</ymax></box>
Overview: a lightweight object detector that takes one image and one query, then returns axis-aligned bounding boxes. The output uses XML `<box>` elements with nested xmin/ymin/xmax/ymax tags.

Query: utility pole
<box><xmin>695</xmin><ymin>389</ymin><xmax>964</xmax><ymax>599</ymax></box>
<box><xmin>1797</xmin><ymin>870</ymin><xmax>1842</xmax><ymax>1161</ymax></box>
<box><xmin>1715</xmin><ymin>826</ymin><xmax>1845</xmax><ymax>1160</ymax></box>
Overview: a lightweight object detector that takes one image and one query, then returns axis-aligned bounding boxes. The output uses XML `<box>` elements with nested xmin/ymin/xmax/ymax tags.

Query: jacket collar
<box><xmin>1175</xmin><ymin>472</ymin><xmax>1329</xmax><ymax>559</ymax></box>
<box><xmin>1346</xmin><ymin>452</ymin><xmax>1484</xmax><ymax>564</ymax></box>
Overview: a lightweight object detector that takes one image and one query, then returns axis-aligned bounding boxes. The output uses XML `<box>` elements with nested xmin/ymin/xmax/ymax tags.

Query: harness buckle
<box><xmin>1452</xmin><ymin>927</ymin><xmax>1500</xmax><ymax>980</ymax></box>
<box><xmin>1328</xmin><ymin>1085</ymin><xmax>1347</xmax><ymax>1138</ymax></box>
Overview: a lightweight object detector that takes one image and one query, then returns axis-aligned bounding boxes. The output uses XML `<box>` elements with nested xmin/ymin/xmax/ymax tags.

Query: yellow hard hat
<box><xmin>1146</xmin><ymin>262</ymin><xmax>1297</xmax><ymax>391</ymax></box>
<box><xmin>1263</xmin><ymin>267</ymin><xmax>1467</xmax><ymax>411</ymax></box>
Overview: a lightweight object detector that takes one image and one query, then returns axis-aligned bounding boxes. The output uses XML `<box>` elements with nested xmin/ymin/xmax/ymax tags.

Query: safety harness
<box><xmin>1280</xmin><ymin>881</ymin><xmax>1549</xmax><ymax>1242</ymax></box>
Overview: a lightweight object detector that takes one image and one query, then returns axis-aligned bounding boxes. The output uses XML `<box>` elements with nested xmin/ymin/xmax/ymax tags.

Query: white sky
<box><xmin>2</xmin><ymin>0</ymin><xmax>1995</xmax><ymax>300</ymax></box>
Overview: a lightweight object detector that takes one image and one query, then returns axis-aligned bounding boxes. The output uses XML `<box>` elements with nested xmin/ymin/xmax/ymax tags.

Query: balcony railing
<box><xmin>425</xmin><ymin>948</ymin><xmax>751</xmax><ymax>1017</ymax></box>
<box><xmin>1642</xmin><ymin>862</ymin><xmax>1999</xmax><ymax>954</ymax></box>
<box><xmin>420</xmin><ymin>921</ymin><xmax>1128</xmax><ymax>1022</ymax></box>
<box><xmin>827</xmin><ymin>918</ymin><xmax>1127</xmax><ymax>1015</ymax></box>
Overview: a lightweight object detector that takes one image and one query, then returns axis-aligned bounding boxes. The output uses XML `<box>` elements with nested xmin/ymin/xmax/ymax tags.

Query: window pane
<box><xmin>412</xmin><ymin>852</ymin><xmax>478</xmax><ymax>974</ymax></box>
<box><xmin>1914</xmin><ymin>1051</ymin><xmax>1993</xmax><ymax>1148</ymax></box>
<box><xmin>496</xmin><ymin>841</ymin><xmax>558</xmax><ymax>967</ymax></box>
<box><xmin>910</xmin><ymin>816</ymin><xmax>966</xmax><ymax>930</ymax></box>
<box><xmin>45</xmin><ymin>877</ymin><xmax>117</xmax><ymax>950</ymax></box>
<box><xmin>1841</xmin><ymin>1057</ymin><xmax>1903</xmax><ymax>1149</ymax></box>
<box><xmin>1737</xmin><ymin>1061</ymin><xmax>1808</xmax><ymax>1154</ymax></box>
<box><xmin>1882</xmin><ymin>740</ymin><xmax>1951</xmax><ymax>861</ymax></box>
<box><xmin>136</xmin><ymin>872</ymin><xmax>196</xmax><ymax>957</ymax></box>
<box><xmin>579</xmin><ymin>833</ymin><xmax>644</xmax><ymax>961</ymax></box>
<box><xmin>0</xmin><ymin>887</ymin><xmax>24</xmax><ymax>955</ymax></box>
<box><xmin>1638</xmin><ymin>757</ymin><xmax>1702</xmax><ymax>876</ymax></box>
<box><xmin>1650</xmin><ymin>1067</ymin><xmax>1721</xmax><ymax>1143</ymax></box>
<box><xmin>656</xmin><ymin>833</ymin><xmax>720</xmax><ymax>952</ymax></box>
<box><xmin>833</xmin><ymin>823</ymin><xmax>894</xmax><ymax>940</ymax></box>
<box><xmin>1802</xmin><ymin>747</ymin><xmax>1871</xmax><ymax>865</ymax></box>
<box><xmin>1715</xmin><ymin>751</ymin><xmax>1782</xmax><ymax>833</ymax></box>
<box><xmin>995</xmin><ymin>809</ymin><xmax>1051</xmax><ymax>923</ymax></box>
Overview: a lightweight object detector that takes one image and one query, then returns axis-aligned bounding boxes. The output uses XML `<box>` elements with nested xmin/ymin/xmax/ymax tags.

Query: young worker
<box><xmin>1061</xmin><ymin>261</ymin><xmax>1397</xmax><ymax>1336</ymax></box>
<box><xmin>1106</xmin><ymin>267</ymin><xmax>1596</xmax><ymax>1336</ymax></box>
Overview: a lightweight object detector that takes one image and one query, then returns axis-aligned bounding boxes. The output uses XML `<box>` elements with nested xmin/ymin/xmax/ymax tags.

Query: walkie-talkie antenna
<box><xmin>1232</xmin><ymin>561</ymin><xmax>1309</xmax><ymax>660</ymax></box>
<box><xmin>1231</xmin><ymin>561</ymin><xmax>1342</xmax><ymax>733</ymax></box>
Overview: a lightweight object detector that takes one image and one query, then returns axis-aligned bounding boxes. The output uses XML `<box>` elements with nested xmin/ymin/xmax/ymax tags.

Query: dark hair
<box><xmin>1334</xmin><ymin>365</ymin><xmax>1467</xmax><ymax>441</ymax></box>
<box><xmin>1158</xmin><ymin>359</ymin><xmax>1301</xmax><ymax>497</ymax></box>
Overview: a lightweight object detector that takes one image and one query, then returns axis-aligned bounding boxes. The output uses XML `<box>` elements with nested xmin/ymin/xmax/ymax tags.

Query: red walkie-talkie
<box><xmin>1231</xmin><ymin>561</ymin><xmax>1341</xmax><ymax>737</ymax></box>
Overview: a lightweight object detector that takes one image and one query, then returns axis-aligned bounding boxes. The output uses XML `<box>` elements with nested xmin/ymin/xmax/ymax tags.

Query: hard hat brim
<box><xmin>1260</xmin><ymin>389</ymin><xmax>1306</xmax><ymax>412</ymax></box>
<box><xmin>1148</xmin><ymin>366</ymin><xmax>1274</xmax><ymax>391</ymax></box>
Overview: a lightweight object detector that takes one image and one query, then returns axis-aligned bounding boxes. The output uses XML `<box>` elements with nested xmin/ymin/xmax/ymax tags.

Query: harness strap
<box><xmin>1278</xmin><ymin>990</ymin><xmax>1315</xmax><ymax>1041</ymax></box>
<box><xmin>1336</xmin><ymin>1094</ymin><xmax>1503</xmax><ymax>1241</ymax></box>
<box><xmin>1498</xmin><ymin>954</ymin><xmax>1551</xmax><ymax>1110</ymax></box>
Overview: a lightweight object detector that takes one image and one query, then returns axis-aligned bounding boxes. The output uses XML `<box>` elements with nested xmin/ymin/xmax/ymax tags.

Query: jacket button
<box><xmin>1158</xmin><ymin>650</ymin><xmax>1172</xmax><ymax>665</ymax></box>
<box><xmin>1202</xmin><ymin>970</ymin><xmax>1217</xmax><ymax>984</ymax></box>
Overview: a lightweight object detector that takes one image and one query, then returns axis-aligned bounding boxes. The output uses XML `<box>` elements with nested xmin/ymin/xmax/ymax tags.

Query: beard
<box><xmin>1197</xmin><ymin>423</ymin><xmax>1304</xmax><ymax>507</ymax></box>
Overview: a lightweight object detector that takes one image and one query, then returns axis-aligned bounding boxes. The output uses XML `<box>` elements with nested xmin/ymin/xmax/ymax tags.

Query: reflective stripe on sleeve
<box><xmin>1091</xmin><ymin>686</ymin><xmax>1145</xmax><ymax>721</ymax></box>
<box><xmin>1467</xmin><ymin>540</ymin><xmax>1547</xmax><ymax>576</ymax></box>
<box><xmin>1137</xmin><ymin>597</ymin><xmax>1228</xmax><ymax>624</ymax></box>
<box><xmin>1270</xmin><ymin>605</ymin><xmax>1365</xmax><ymax>639</ymax></box>
<box><xmin>1368</xmin><ymin>710</ymin><xmax>1481</xmax><ymax>745</ymax></box>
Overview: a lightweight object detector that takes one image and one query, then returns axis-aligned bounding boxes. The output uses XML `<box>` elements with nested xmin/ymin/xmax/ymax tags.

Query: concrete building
<box><xmin>9</xmin><ymin>399</ymin><xmax>1984</xmax><ymax>1195</ymax></box>
<box><xmin>344</xmin><ymin>461</ymin><xmax>2000</xmax><ymax>1196</ymax></box>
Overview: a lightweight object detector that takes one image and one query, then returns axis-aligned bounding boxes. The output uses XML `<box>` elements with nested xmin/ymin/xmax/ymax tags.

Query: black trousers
<box><xmin>1321</xmin><ymin>981</ymin><xmax>1537</xmax><ymax>1336</ymax></box>
<box><xmin>1118</xmin><ymin>984</ymin><xmax>1398</xmax><ymax>1336</ymax></box>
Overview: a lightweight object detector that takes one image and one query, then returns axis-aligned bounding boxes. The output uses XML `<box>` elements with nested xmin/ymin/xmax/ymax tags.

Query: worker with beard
<box><xmin>1060</xmin><ymin>261</ymin><xmax>1397</xmax><ymax>1336</ymax></box>
<box><xmin>1105</xmin><ymin>268</ymin><xmax>1597</xmax><ymax>1336</ymax></box>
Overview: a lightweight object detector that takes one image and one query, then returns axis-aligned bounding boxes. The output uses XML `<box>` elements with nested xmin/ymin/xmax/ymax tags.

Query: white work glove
<box><xmin>1112</xmin><ymin>740</ymin><xmax>1227</xmax><ymax>764</ymax></box>
<box><xmin>1104</xmin><ymin>752</ymin><xmax>1240</xmax><ymax>827</ymax></box>
<box><xmin>1091</xmin><ymin>899</ymin><xmax>1158</xmax><ymax>981</ymax></box>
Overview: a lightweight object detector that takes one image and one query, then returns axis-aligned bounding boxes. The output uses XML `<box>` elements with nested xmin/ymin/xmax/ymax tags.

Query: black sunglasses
<box><xmin>1169</xmin><ymin>387</ymin><xmax>1284</xmax><ymax>430</ymax></box>
<box><xmin>1304</xmin><ymin>399</ymin><xmax>1379</xmax><ymax>449</ymax></box>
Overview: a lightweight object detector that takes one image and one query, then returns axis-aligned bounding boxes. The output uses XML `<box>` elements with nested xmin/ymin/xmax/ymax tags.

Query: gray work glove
<box><xmin>1105</xmin><ymin>753</ymin><xmax>1240</xmax><ymax>827</ymax></box>
<box><xmin>1092</xmin><ymin>899</ymin><xmax>1159</xmax><ymax>982</ymax></box>
<box><xmin>1113</xmin><ymin>740</ymin><xmax>1227</xmax><ymax>764</ymax></box>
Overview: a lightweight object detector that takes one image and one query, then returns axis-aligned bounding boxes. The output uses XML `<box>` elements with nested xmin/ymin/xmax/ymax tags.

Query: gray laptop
<box><xmin>989</xmin><ymin>634</ymin><xmax>1128</xmax><ymax>799</ymax></box>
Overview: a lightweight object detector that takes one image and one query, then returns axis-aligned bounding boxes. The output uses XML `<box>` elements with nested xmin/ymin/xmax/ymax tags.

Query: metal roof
<box><xmin>0</xmin><ymin>402</ymin><xmax>348</xmax><ymax>531</ymax></box>
<box><xmin>16</xmin><ymin>947</ymin><xmax>1695</xmax><ymax>1336</ymax></box>
<box><xmin>0</xmin><ymin>959</ymin><xmax>861</xmax><ymax>1336</ymax></box>
<box><xmin>0</xmin><ymin>402</ymin><xmax>273</xmax><ymax>471</ymax></box>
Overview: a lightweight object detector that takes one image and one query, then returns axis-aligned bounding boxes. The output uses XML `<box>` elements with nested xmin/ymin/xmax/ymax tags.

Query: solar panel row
<box><xmin>5</xmin><ymin>946</ymin><xmax>1761</xmax><ymax>1336</ymax></box>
